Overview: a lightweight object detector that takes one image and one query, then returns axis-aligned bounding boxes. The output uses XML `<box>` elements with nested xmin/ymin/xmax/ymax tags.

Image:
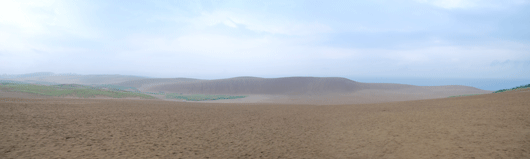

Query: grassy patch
<box><xmin>95</xmin><ymin>84</ymin><xmax>139</xmax><ymax>92</ymax></box>
<box><xmin>448</xmin><ymin>94</ymin><xmax>482</xmax><ymax>98</ymax></box>
<box><xmin>494</xmin><ymin>84</ymin><xmax>530</xmax><ymax>93</ymax></box>
<box><xmin>144</xmin><ymin>92</ymin><xmax>165</xmax><ymax>95</ymax></box>
<box><xmin>165</xmin><ymin>93</ymin><xmax>246</xmax><ymax>101</ymax></box>
<box><xmin>0</xmin><ymin>83</ymin><xmax>155</xmax><ymax>99</ymax></box>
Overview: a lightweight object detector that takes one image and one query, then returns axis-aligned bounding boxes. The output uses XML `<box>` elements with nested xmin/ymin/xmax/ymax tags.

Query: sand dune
<box><xmin>143</xmin><ymin>77</ymin><xmax>362</xmax><ymax>95</ymax></box>
<box><xmin>142</xmin><ymin>77</ymin><xmax>489</xmax><ymax>95</ymax></box>
<box><xmin>1</xmin><ymin>89</ymin><xmax>529</xmax><ymax>158</ymax></box>
<box><xmin>114</xmin><ymin>78</ymin><xmax>202</xmax><ymax>91</ymax></box>
<box><xmin>131</xmin><ymin>77</ymin><xmax>492</xmax><ymax>104</ymax></box>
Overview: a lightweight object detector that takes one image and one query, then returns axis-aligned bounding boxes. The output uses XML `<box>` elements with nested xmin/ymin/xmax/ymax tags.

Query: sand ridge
<box><xmin>1</xmin><ymin>89</ymin><xmax>529</xmax><ymax>158</ymax></box>
<box><xmin>136</xmin><ymin>77</ymin><xmax>492</xmax><ymax>105</ymax></box>
<box><xmin>117</xmin><ymin>77</ymin><xmax>490</xmax><ymax>95</ymax></box>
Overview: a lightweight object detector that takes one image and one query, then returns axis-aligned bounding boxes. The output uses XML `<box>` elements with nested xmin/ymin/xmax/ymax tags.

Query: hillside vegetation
<box><xmin>0</xmin><ymin>83</ymin><xmax>155</xmax><ymax>99</ymax></box>
<box><xmin>494</xmin><ymin>84</ymin><xmax>530</xmax><ymax>93</ymax></box>
<box><xmin>147</xmin><ymin>77</ymin><xmax>362</xmax><ymax>95</ymax></box>
<box><xmin>165</xmin><ymin>93</ymin><xmax>246</xmax><ymax>101</ymax></box>
<box><xmin>448</xmin><ymin>94</ymin><xmax>482</xmax><ymax>98</ymax></box>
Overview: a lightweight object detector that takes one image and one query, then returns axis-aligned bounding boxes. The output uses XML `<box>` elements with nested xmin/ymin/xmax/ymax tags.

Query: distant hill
<box><xmin>141</xmin><ymin>77</ymin><xmax>363</xmax><ymax>95</ymax></box>
<box><xmin>1</xmin><ymin>73</ymin><xmax>493</xmax><ymax>104</ymax></box>
<box><xmin>494</xmin><ymin>84</ymin><xmax>530</xmax><ymax>93</ymax></box>
<box><xmin>1</xmin><ymin>73</ymin><xmax>146</xmax><ymax>85</ymax></box>
<box><xmin>115</xmin><ymin>76</ymin><xmax>490</xmax><ymax>96</ymax></box>
<box><xmin>0</xmin><ymin>72</ymin><xmax>55</xmax><ymax>79</ymax></box>
<box><xmin>114</xmin><ymin>78</ymin><xmax>202</xmax><ymax>91</ymax></box>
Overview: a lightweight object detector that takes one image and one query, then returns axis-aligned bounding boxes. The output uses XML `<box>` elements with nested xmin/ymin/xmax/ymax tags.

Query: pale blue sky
<box><xmin>0</xmin><ymin>0</ymin><xmax>529</xmax><ymax>79</ymax></box>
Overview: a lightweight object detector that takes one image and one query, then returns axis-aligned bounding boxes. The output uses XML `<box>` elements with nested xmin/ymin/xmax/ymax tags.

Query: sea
<box><xmin>347</xmin><ymin>77</ymin><xmax>530</xmax><ymax>91</ymax></box>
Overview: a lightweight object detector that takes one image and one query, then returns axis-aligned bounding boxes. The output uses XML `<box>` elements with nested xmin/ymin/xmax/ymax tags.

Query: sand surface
<box><xmin>1</xmin><ymin>89</ymin><xmax>529</xmax><ymax>158</ymax></box>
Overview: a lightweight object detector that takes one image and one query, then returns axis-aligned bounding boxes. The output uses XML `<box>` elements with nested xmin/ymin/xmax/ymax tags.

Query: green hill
<box><xmin>0</xmin><ymin>83</ymin><xmax>155</xmax><ymax>99</ymax></box>
<box><xmin>494</xmin><ymin>84</ymin><xmax>530</xmax><ymax>93</ymax></box>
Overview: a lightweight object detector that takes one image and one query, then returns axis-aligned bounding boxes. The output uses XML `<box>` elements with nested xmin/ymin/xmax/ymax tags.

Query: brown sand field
<box><xmin>1</xmin><ymin>89</ymin><xmax>529</xmax><ymax>158</ymax></box>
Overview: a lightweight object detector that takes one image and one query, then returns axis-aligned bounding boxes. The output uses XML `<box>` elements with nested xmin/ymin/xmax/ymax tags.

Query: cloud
<box><xmin>191</xmin><ymin>11</ymin><xmax>332</xmax><ymax>36</ymax></box>
<box><xmin>1</xmin><ymin>0</ymin><xmax>529</xmax><ymax>79</ymax></box>
<box><xmin>414</xmin><ymin>0</ymin><xmax>479</xmax><ymax>9</ymax></box>
<box><xmin>0</xmin><ymin>0</ymin><xmax>53</xmax><ymax>34</ymax></box>
<box><xmin>490</xmin><ymin>60</ymin><xmax>530</xmax><ymax>67</ymax></box>
<box><xmin>0</xmin><ymin>0</ymin><xmax>100</xmax><ymax>74</ymax></box>
<box><xmin>0</xmin><ymin>0</ymin><xmax>96</xmax><ymax>37</ymax></box>
<box><xmin>414</xmin><ymin>0</ymin><xmax>529</xmax><ymax>9</ymax></box>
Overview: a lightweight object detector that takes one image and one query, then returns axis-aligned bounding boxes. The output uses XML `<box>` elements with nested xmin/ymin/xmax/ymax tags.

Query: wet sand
<box><xmin>1</xmin><ymin>89</ymin><xmax>529</xmax><ymax>158</ymax></box>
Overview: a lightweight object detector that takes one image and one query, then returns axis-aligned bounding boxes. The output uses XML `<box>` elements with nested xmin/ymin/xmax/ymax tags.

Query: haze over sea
<box><xmin>348</xmin><ymin>77</ymin><xmax>529</xmax><ymax>91</ymax></box>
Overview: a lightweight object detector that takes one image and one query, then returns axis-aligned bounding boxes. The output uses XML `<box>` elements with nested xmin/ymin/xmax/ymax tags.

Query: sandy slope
<box><xmin>1</xmin><ymin>89</ymin><xmax>529</xmax><ymax>158</ymax></box>
<box><xmin>113</xmin><ymin>78</ymin><xmax>201</xmax><ymax>91</ymax></box>
<box><xmin>144</xmin><ymin>77</ymin><xmax>363</xmax><ymax>95</ymax></box>
<box><xmin>121</xmin><ymin>76</ymin><xmax>489</xmax><ymax>95</ymax></box>
<box><xmin>130</xmin><ymin>77</ymin><xmax>492</xmax><ymax>104</ymax></box>
<box><xmin>195</xmin><ymin>85</ymin><xmax>493</xmax><ymax>105</ymax></box>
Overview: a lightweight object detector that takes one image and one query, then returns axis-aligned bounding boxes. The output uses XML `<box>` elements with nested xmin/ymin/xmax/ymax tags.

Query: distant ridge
<box><xmin>494</xmin><ymin>84</ymin><xmax>530</xmax><ymax>93</ymax></box>
<box><xmin>123</xmin><ymin>76</ymin><xmax>489</xmax><ymax>96</ymax></box>
<box><xmin>142</xmin><ymin>77</ymin><xmax>362</xmax><ymax>95</ymax></box>
<box><xmin>115</xmin><ymin>78</ymin><xmax>202</xmax><ymax>90</ymax></box>
<box><xmin>1</xmin><ymin>73</ymin><xmax>493</xmax><ymax>104</ymax></box>
<box><xmin>1</xmin><ymin>72</ymin><xmax>146</xmax><ymax>85</ymax></box>
<box><xmin>0</xmin><ymin>72</ymin><xmax>55</xmax><ymax>79</ymax></box>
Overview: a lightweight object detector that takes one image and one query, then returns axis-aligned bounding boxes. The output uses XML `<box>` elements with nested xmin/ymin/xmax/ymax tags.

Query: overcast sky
<box><xmin>0</xmin><ymin>0</ymin><xmax>529</xmax><ymax>79</ymax></box>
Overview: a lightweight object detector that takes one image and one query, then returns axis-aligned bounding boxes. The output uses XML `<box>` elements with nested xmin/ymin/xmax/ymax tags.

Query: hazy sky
<box><xmin>1</xmin><ymin>0</ymin><xmax>529</xmax><ymax>79</ymax></box>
